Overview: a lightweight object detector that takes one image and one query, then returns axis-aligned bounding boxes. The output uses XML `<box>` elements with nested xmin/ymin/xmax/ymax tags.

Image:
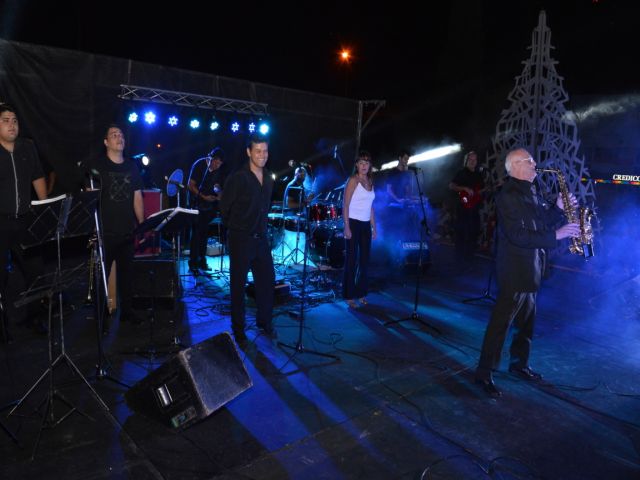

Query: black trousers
<box><xmin>476</xmin><ymin>290</ymin><xmax>536</xmax><ymax>380</ymax></box>
<box><xmin>0</xmin><ymin>216</ymin><xmax>28</xmax><ymax>324</ymax></box>
<box><xmin>227</xmin><ymin>231</ymin><xmax>275</xmax><ymax>332</ymax></box>
<box><xmin>103</xmin><ymin>233</ymin><xmax>135</xmax><ymax>316</ymax></box>
<box><xmin>343</xmin><ymin>218</ymin><xmax>371</xmax><ymax>300</ymax></box>
<box><xmin>454</xmin><ymin>206</ymin><xmax>480</xmax><ymax>260</ymax></box>
<box><xmin>190</xmin><ymin>208</ymin><xmax>217</xmax><ymax>266</ymax></box>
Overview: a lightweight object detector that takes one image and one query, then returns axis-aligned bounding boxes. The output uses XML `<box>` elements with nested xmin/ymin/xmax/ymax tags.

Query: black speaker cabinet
<box><xmin>124</xmin><ymin>333</ymin><xmax>252</xmax><ymax>429</ymax></box>
<box><xmin>132</xmin><ymin>258</ymin><xmax>177</xmax><ymax>308</ymax></box>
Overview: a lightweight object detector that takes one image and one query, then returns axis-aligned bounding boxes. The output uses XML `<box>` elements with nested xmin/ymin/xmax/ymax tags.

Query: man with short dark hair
<box><xmin>90</xmin><ymin>124</ymin><xmax>144</xmax><ymax>326</ymax></box>
<box><xmin>187</xmin><ymin>147</ymin><xmax>225</xmax><ymax>272</ymax></box>
<box><xmin>0</xmin><ymin>103</ymin><xmax>47</xmax><ymax>342</ymax></box>
<box><xmin>220</xmin><ymin>135</ymin><xmax>275</xmax><ymax>346</ymax></box>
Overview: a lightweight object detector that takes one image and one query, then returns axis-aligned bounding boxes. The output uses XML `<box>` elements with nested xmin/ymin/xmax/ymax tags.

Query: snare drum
<box><xmin>284</xmin><ymin>215</ymin><xmax>306</xmax><ymax>232</ymax></box>
<box><xmin>267</xmin><ymin>212</ymin><xmax>285</xmax><ymax>229</ymax></box>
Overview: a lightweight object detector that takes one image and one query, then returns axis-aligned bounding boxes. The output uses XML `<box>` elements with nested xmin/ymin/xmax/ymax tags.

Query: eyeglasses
<box><xmin>515</xmin><ymin>156</ymin><xmax>535</xmax><ymax>164</ymax></box>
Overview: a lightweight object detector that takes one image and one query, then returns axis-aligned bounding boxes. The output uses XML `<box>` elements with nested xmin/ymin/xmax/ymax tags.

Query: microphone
<box><xmin>164</xmin><ymin>176</ymin><xmax>185</xmax><ymax>189</ymax></box>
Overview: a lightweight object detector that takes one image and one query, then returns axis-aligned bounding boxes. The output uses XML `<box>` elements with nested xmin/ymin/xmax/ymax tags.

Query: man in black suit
<box><xmin>474</xmin><ymin>148</ymin><xmax>580</xmax><ymax>397</ymax></box>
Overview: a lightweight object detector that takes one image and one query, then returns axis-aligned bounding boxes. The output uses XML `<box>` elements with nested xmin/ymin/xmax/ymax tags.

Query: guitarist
<box><xmin>187</xmin><ymin>147</ymin><xmax>225</xmax><ymax>272</ymax></box>
<box><xmin>449</xmin><ymin>150</ymin><xmax>485</xmax><ymax>261</ymax></box>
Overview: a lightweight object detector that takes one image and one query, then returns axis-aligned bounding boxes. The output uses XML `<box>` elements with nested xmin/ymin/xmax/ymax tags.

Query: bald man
<box><xmin>474</xmin><ymin>148</ymin><xmax>580</xmax><ymax>397</ymax></box>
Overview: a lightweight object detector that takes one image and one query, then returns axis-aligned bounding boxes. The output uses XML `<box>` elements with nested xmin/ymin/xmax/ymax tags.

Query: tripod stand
<box><xmin>281</xmin><ymin>186</ymin><xmax>307</xmax><ymax>267</ymax></box>
<box><xmin>462</xmin><ymin>260</ymin><xmax>496</xmax><ymax>305</ymax></box>
<box><xmin>9</xmin><ymin>194</ymin><xmax>110</xmax><ymax>459</ymax></box>
<box><xmin>278</xmin><ymin>196</ymin><xmax>339</xmax><ymax>371</ymax></box>
<box><xmin>384</xmin><ymin>168</ymin><xmax>440</xmax><ymax>334</ymax></box>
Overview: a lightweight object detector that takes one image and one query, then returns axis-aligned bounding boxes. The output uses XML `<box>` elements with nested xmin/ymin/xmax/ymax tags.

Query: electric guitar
<box><xmin>458</xmin><ymin>185</ymin><xmax>483</xmax><ymax>209</ymax></box>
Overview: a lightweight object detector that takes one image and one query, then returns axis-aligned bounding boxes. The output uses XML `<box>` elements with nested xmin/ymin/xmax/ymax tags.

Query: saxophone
<box><xmin>536</xmin><ymin>168</ymin><xmax>594</xmax><ymax>258</ymax></box>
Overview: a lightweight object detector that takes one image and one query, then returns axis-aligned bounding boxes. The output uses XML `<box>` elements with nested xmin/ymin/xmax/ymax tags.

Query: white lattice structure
<box><xmin>482</xmin><ymin>10</ymin><xmax>598</xmax><ymax>252</ymax></box>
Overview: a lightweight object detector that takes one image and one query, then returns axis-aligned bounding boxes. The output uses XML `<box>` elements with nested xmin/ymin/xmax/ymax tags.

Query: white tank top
<box><xmin>348</xmin><ymin>181</ymin><xmax>375</xmax><ymax>221</ymax></box>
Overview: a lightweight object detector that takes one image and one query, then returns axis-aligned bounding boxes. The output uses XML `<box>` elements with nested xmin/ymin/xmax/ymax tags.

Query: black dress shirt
<box><xmin>220</xmin><ymin>163</ymin><xmax>273</xmax><ymax>235</ymax></box>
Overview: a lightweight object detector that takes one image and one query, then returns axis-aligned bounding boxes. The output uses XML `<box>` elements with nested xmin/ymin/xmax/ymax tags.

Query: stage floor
<box><xmin>1</xmin><ymin>243</ymin><xmax>638</xmax><ymax>480</ymax></box>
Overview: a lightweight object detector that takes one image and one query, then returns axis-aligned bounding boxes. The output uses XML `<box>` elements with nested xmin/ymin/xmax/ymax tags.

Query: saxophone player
<box><xmin>474</xmin><ymin>148</ymin><xmax>580</xmax><ymax>397</ymax></box>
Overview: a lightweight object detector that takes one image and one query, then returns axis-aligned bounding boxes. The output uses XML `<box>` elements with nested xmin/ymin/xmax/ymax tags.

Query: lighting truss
<box><xmin>118</xmin><ymin>85</ymin><xmax>269</xmax><ymax>116</ymax></box>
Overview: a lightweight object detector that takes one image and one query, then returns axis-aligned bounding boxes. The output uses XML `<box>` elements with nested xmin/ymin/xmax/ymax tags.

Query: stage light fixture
<box><xmin>231</xmin><ymin>122</ymin><xmax>240</xmax><ymax>133</ymax></box>
<box><xmin>128</xmin><ymin>112</ymin><xmax>138</xmax><ymax>123</ymax></box>
<box><xmin>168</xmin><ymin>116</ymin><xmax>179</xmax><ymax>127</ymax></box>
<box><xmin>258</xmin><ymin>122</ymin><xmax>270</xmax><ymax>135</ymax></box>
<box><xmin>144</xmin><ymin>111</ymin><xmax>156</xmax><ymax>125</ymax></box>
<box><xmin>210</xmin><ymin>120</ymin><xmax>220</xmax><ymax>131</ymax></box>
<box><xmin>141</xmin><ymin>155</ymin><xmax>150</xmax><ymax>166</ymax></box>
<box><xmin>379</xmin><ymin>143</ymin><xmax>462</xmax><ymax>170</ymax></box>
<box><xmin>190</xmin><ymin>119</ymin><xmax>200</xmax><ymax>129</ymax></box>
<box><xmin>248</xmin><ymin>122</ymin><xmax>256</xmax><ymax>133</ymax></box>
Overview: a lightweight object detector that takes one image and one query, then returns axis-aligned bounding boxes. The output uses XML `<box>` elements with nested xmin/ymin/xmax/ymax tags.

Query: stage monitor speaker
<box><xmin>124</xmin><ymin>332</ymin><xmax>252</xmax><ymax>429</ymax></box>
<box><xmin>132</xmin><ymin>258</ymin><xmax>177</xmax><ymax>308</ymax></box>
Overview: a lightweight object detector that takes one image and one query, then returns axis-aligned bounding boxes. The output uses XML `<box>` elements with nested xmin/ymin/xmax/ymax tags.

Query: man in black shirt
<box><xmin>0</xmin><ymin>103</ymin><xmax>47</xmax><ymax>342</ymax></box>
<box><xmin>91</xmin><ymin>124</ymin><xmax>144</xmax><ymax>326</ymax></box>
<box><xmin>449</xmin><ymin>151</ymin><xmax>485</xmax><ymax>260</ymax></box>
<box><xmin>219</xmin><ymin>134</ymin><xmax>275</xmax><ymax>346</ymax></box>
<box><xmin>385</xmin><ymin>150</ymin><xmax>412</xmax><ymax>206</ymax></box>
<box><xmin>187</xmin><ymin>147</ymin><xmax>225</xmax><ymax>272</ymax></box>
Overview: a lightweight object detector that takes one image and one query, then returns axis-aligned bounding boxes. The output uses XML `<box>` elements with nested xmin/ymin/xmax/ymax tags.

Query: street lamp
<box><xmin>338</xmin><ymin>47</ymin><xmax>353</xmax><ymax>96</ymax></box>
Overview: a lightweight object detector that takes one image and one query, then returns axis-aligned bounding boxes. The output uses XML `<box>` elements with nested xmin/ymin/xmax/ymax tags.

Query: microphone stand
<box><xmin>462</xmin><ymin>166</ymin><xmax>496</xmax><ymax>305</ymax></box>
<box><xmin>278</xmin><ymin>184</ymin><xmax>339</xmax><ymax>371</ymax></box>
<box><xmin>385</xmin><ymin>168</ymin><xmax>440</xmax><ymax>334</ymax></box>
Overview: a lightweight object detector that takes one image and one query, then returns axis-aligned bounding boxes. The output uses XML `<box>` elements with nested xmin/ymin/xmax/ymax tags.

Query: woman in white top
<box><xmin>342</xmin><ymin>151</ymin><xmax>377</xmax><ymax>308</ymax></box>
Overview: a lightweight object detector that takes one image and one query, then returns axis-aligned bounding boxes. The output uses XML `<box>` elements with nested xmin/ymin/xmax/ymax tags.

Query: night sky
<box><xmin>2</xmin><ymin>0</ymin><xmax>639</xmax><ymax>155</ymax></box>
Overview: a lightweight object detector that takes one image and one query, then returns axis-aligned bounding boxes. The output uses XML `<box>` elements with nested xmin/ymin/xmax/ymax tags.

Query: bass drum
<box><xmin>309</xmin><ymin>225</ymin><xmax>345</xmax><ymax>268</ymax></box>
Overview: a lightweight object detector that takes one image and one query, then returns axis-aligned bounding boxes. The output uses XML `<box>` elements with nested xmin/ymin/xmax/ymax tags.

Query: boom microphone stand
<box><xmin>385</xmin><ymin>167</ymin><xmax>440</xmax><ymax>334</ymax></box>
<box><xmin>278</xmin><ymin>187</ymin><xmax>339</xmax><ymax>371</ymax></box>
<box><xmin>86</xmin><ymin>185</ymin><xmax>130</xmax><ymax>388</ymax></box>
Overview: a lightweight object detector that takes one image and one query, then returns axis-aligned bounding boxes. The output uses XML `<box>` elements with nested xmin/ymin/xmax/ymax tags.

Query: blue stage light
<box><xmin>231</xmin><ymin>122</ymin><xmax>240</xmax><ymax>133</ymax></box>
<box><xmin>190</xmin><ymin>119</ymin><xmax>200</xmax><ymax>129</ymax></box>
<box><xmin>168</xmin><ymin>116</ymin><xmax>179</xmax><ymax>127</ymax></box>
<box><xmin>258</xmin><ymin>122</ymin><xmax>270</xmax><ymax>135</ymax></box>
<box><xmin>210</xmin><ymin>121</ymin><xmax>220</xmax><ymax>131</ymax></box>
<box><xmin>128</xmin><ymin>112</ymin><xmax>138</xmax><ymax>123</ymax></box>
<box><xmin>144</xmin><ymin>111</ymin><xmax>156</xmax><ymax>125</ymax></box>
<box><xmin>248</xmin><ymin>122</ymin><xmax>256</xmax><ymax>133</ymax></box>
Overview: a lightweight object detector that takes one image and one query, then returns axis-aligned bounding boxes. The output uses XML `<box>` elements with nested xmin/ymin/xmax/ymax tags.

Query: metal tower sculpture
<box><xmin>483</xmin><ymin>10</ymin><xmax>597</xmax><ymax>252</ymax></box>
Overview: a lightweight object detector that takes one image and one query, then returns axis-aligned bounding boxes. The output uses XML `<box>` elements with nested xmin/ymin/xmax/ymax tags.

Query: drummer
<box><xmin>283</xmin><ymin>166</ymin><xmax>314</xmax><ymax>211</ymax></box>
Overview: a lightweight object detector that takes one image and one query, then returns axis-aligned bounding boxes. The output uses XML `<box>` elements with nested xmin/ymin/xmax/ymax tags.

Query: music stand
<box><xmin>9</xmin><ymin>194</ymin><xmax>111</xmax><ymax>459</ymax></box>
<box><xmin>278</xmin><ymin>186</ymin><xmax>339</xmax><ymax>372</ymax></box>
<box><xmin>132</xmin><ymin>207</ymin><xmax>197</xmax><ymax>356</ymax></box>
<box><xmin>384</xmin><ymin>169</ymin><xmax>441</xmax><ymax>334</ymax></box>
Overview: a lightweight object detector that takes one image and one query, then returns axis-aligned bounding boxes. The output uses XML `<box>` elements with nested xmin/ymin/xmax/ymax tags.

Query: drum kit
<box><xmin>268</xmin><ymin>186</ymin><xmax>345</xmax><ymax>271</ymax></box>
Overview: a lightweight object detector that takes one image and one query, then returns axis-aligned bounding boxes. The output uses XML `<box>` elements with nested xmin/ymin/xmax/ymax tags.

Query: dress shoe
<box><xmin>258</xmin><ymin>325</ymin><xmax>277</xmax><ymax>340</ymax></box>
<box><xmin>509</xmin><ymin>366</ymin><xmax>543</xmax><ymax>381</ymax></box>
<box><xmin>475</xmin><ymin>378</ymin><xmax>502</xmax><ymax>397</ymax></box>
